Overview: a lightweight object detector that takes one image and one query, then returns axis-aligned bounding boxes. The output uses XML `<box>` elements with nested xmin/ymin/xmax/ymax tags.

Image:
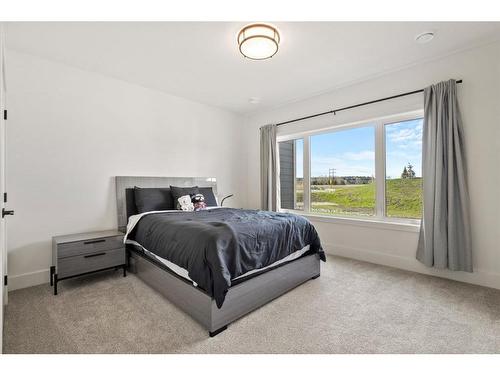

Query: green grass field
<box><xmin>296</xmin><ymin>178</ymin><xmax>422</xmax><ymax>218</ymax></box>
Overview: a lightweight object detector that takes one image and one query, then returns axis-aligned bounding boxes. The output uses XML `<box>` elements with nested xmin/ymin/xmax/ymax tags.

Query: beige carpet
<box><xmin>3</xmin><ymin>255</ymin><xmax>500</xmax><ymax>354</ymax></box>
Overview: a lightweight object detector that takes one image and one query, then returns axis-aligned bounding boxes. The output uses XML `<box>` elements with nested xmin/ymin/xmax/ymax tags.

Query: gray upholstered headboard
<box><xmin>115</xmin><ymin>176</ymin><xmax>217</xmax><ymax>232</ymax></box>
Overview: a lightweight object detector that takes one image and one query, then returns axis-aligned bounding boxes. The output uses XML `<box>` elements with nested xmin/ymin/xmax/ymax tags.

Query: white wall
<box><xmin>6</xmin><ymin>50</ymin><xmax>247</xmax><ymax>290</ymax></box>
<box><xmin>244</xmin><ymin>41</ymin><xmax>500</xmax><ymax>289</ymax></box>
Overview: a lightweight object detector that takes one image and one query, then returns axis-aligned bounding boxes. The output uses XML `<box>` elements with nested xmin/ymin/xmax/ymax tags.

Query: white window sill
<box><xmin>281</xmin><ymin>210</ymin><xmax>420</xmax><ymax>233</ymax></box>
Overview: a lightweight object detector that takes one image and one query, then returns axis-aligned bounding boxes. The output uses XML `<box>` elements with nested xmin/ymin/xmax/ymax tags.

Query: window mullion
<box><xmin>375</xmin><ymin>122</ymin><xmax>386</xmax><ymax>218</ymax></box>
<box><xmin>303</xmin><ymin>136</ymin><xmax>311</xmax><ymax>213</ymax></box>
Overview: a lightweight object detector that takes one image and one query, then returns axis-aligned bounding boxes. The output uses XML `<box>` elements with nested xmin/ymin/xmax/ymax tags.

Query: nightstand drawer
<box><xmin>58</xmin><ymin>235</ymin><xmax>124</xmax><ymax>258</ymax></box>
<box><xmin>57</xmin><ymin>247</ymin><xmax>125</xmax><ymax>278</ymax></box>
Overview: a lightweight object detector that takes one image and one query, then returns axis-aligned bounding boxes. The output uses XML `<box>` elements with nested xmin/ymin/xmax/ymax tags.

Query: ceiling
<box><xmin>5</xmin><ymin>22</ymin><xmax>500</xmax><ymax>114</ymax></box>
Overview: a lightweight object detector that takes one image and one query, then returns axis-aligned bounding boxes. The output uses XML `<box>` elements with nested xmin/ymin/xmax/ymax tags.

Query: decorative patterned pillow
<box><xmin>177</xmin><ymin>195</ymin><xmax>194</xmax><ymax>211</ymax></box>
<box><xmin>198</xmin><ymin>187</ymin><xmax>218</xmax><ymax>206</ymax></box>
<box><xmin>191</xmin><ymin>193</ymin><xmax>207</xmax><ymax>211</ymax></box>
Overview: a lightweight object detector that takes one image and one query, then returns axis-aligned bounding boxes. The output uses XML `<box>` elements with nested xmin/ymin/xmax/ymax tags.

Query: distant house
<box><xmin>341</xmin><ymin>176</ymin><xmax>373</xmax><ymax>185</ymax></box>
<box><xmin>309</xmin><ymin>175</ymin><xmax>373</xmax><ymax>185</ymax></box>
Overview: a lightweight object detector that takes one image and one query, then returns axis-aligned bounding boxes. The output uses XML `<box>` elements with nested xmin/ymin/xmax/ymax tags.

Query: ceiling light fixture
<box><xmin>249</xmin><ymin>97</ymin><xmax>261</xmax><ymax>104</ymax></box>
<box><xmin>237</xmin><ymin>23</ymin><xmax>280</xmax><ymax>60</ymax></box>
<box><xmin>415</xmin><ymin>31</ymin><xmax>435</xmax><ymax>44</ymax></box>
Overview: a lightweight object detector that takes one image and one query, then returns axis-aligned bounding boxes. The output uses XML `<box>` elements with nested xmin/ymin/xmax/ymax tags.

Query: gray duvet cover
<box><xmin>128</xmin><ymin>208</ymin><xmax>325</xmax><ymax>308</ymax></box>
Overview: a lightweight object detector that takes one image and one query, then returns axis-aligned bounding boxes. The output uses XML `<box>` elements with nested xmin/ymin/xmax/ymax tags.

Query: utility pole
<box><xmin>328</xmin><ymin>168</ymin><xmax>336</xmax><ymax>185</ymax></box>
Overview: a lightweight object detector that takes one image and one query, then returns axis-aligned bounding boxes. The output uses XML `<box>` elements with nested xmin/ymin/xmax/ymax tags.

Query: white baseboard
<box><xmin>324</xmin><ymin>243</ymin><xmax>500</xmax><ymax>290</ymax></box>
<box><xmin>9</xmin><ymin>268</ymin><xmax>49</xmax><ymax>291</ymax></box>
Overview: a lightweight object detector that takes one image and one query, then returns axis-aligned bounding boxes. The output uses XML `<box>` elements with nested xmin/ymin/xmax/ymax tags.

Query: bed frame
<box><xmin>115</xmin><ymin>176</ymin><xmax>321</xmax><ymax>337</ymax></box>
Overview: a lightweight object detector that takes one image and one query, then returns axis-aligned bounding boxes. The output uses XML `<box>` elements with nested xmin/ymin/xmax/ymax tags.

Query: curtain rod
<box><xmin>276</xmin><ymin>79</ymin><xmax>463</xmax><ymax>127</ymax></box>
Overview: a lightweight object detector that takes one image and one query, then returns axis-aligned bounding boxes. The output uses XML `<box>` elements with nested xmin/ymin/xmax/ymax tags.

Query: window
<box><xmin>279</xmin><ymin>138</ymin><xmax>303</xmax><ymax>210</ymax></box>
<box><xmin>385</xmin><ymin>118</ymin><xmax>423</xmax><ymax>219</ymax></box>
<box><xmin>277</xmin><ymin>111</ymin><xmax>423</xmax><ymax>222</ymax></box>
<box><xmin>310</xmin><ymin>126</ymin><xmax>375</xmax><ymax>216</ymax></box>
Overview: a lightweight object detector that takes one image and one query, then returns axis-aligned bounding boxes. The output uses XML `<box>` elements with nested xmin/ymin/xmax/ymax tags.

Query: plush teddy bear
<box><xmin>191</xmin><ymin>193</ymin><xmax>207</xmax><ymax>211</ymax></box>
<box><xmin>177</xmin><ymin>194</ymin><xmax>194</xmax><ymax>211</ymax></box>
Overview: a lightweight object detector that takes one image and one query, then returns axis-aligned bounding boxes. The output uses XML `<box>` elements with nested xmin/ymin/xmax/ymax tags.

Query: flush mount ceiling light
<box><xmin>415</xmin><ymin>31</ymin><xmax>435</xmax><ymax>44</ymax></box>
<box><xmin>237</xmin><ymin>23</ymin><xmax>280</xmax><ymax>60</ymax></box>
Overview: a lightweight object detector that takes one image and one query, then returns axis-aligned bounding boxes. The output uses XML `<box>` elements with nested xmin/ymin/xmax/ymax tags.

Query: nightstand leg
<box><xmin>53</xmin><ymin>274</ymin><xmax>58</xmax><ymax>295</ymax></box>
<box><xmin>123</xmin><ymin>265</ymin><xmax>127</xmax><ymax>277</ymax></box>
<box><xmin>50</xmin><ymin>266</ymin><xmax>55</xmax><ymax>286</ymax></box>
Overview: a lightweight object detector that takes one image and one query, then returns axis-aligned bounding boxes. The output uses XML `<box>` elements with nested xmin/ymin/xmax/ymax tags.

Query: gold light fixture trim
<box><xmin>237</xmin><ymin>23</ymin><xmax>280</xmax><ymax>60</ymax></box>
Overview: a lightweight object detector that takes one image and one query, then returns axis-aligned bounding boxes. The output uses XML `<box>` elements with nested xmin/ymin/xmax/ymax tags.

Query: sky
<box><xmin>294</xmin><ymin>118</ymin><xmax>422</xmax><ymax>179</ymax></box>
<box><xmin>385</xmin><ymin>118</ymin><xmax>423</xmax><ymax>179</ymax></box>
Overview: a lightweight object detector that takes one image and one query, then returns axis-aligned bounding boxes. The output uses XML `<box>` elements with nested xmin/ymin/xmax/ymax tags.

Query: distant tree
<box><xmin>407</xmin><ymin>163</ymin><xmax>416</xmax><ymax>179</ymax></box>
<box><xmin>401</xmin><ymin>166</ymin><xmax>408</xmax><ymax>179</ymax></box>
<box><xmin>401</xmin><ymin>163</ymin><xmax>416</xmax><ymax>179</ymax></box>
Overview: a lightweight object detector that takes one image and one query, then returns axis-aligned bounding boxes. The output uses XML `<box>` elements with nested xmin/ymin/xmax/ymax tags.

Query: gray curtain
<box><xmin>416</xmin><ymin>79</ymin><xmax>472</xmax><ymax>272</ymax></box>
<box><xmin>260</xmin><ymin>124</ymin><xmax>280</xmax><ymax>211</ymax></box>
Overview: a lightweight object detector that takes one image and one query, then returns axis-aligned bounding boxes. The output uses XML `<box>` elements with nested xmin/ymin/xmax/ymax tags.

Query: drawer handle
<box><xmin>83</xmin><ymin>252</ymin><xmax>106</xmax><ymax>258</ymax></box>
<box><xmin>83</xmin><ymin>239</ymin><xmax>106</xmax><ymax>245</ymax></box>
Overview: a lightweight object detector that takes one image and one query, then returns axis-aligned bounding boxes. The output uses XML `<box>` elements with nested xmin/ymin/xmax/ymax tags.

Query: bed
<box><xmin>115</xmin><ymin>176</ymin><xmax>325</xmax><ymax>337</ymax></box>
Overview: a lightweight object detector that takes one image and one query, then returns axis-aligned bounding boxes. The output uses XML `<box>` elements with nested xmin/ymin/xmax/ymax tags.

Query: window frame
<box><xmin>277</xmin><ymin>110</ymin><xmax>423</xmax><ymax>227</ymax></box>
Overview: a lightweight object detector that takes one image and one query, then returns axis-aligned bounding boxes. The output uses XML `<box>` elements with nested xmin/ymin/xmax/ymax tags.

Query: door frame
<box><xmin>0</xmin><ymin>22</ymin><xmax>7</xmax><ymax>354</ymax></box>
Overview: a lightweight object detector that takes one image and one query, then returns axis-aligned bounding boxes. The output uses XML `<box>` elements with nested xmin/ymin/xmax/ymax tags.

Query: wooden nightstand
<box><xmin>51</xmin><ymin>230</ymin><xmax>126</xmax><ymax>295</ymax></box>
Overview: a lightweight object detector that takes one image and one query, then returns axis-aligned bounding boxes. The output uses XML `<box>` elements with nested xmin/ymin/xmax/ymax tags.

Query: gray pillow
<box><xmin>170</xmin><ymin>186</ymin><xmax>200</xmax><ymax>209</ymax></box>
<box><xmin>134</xmin><ymin>187</ymin><xmax>174</xmax><ymax>213</ymax></box>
